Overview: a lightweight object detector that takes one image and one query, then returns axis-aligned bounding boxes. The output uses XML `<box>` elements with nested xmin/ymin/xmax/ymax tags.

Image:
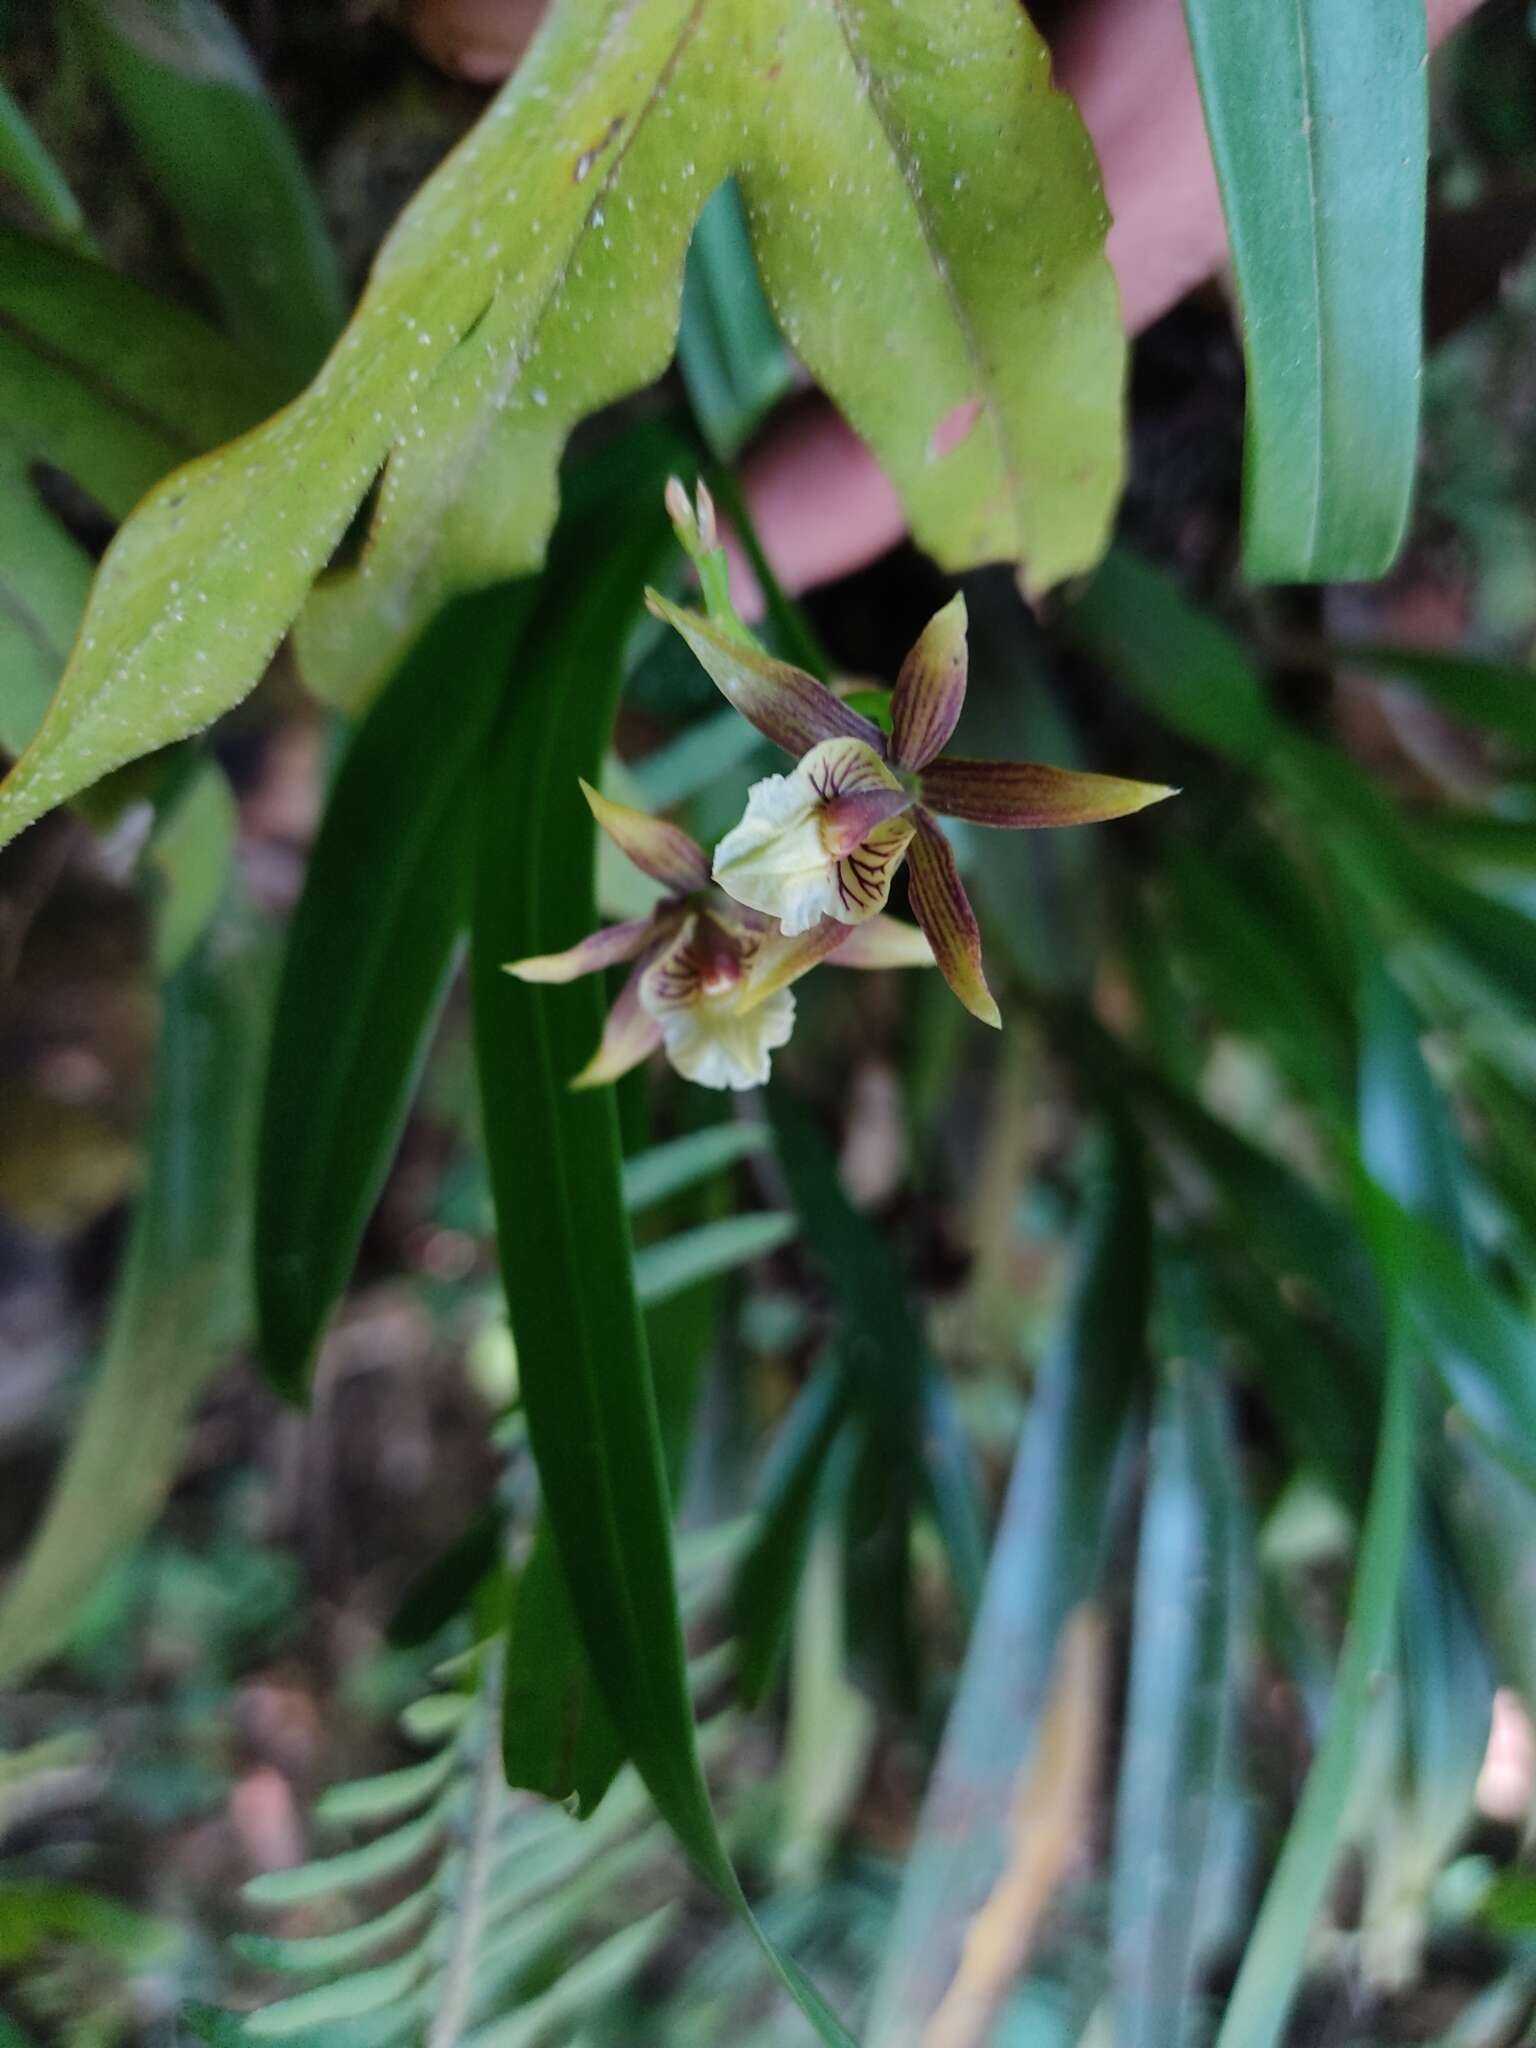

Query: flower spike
<box><xmin>891</xmin><ymin>592</ymin><xmax>968</xmax><ymax>771</ymax></box>
<box><xmin>578</xmin><ymin>778</ymin><xmax>711</xmax><ymax>896</ymax></box>
<box><xmin>905</xmin><ymin>812</ymin><xmax>1001</xmax><ymax>1029</ymax></box>
<box><xmin>646</xmin><ymin>593</ymin><xmax>884</xmax><ymax>759</ymax></box>
<box><xmin>919</xmin><ymin>757</ymin><xmax>1177</xmax><ymax>829</ymax></box>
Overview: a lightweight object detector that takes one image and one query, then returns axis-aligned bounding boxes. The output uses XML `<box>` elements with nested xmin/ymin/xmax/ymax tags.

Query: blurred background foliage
<box><xmin>9</xmin><ymin>2</ymin><xmax>1536</xmax><ymax>2045</ymax></box>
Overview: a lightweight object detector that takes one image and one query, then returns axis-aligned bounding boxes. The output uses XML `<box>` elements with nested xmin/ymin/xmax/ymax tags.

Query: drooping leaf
<box><xmin>1066</xmin><ymin>547</ymin><xmax>1280</xmax><ymax>769</ymax></box>
<box><xmin>0</xmin><ymin>77</ymin><xmax>94</xmax><ymax>253</ymax></box>
<box><xmin>469</xmin><ymin>432</ymin><xmax>852</xmax><ymax>2043</ymax></box>
<box><xmin>0</xmin><ymin>895</ymin><xmax>270</xmax><ymax>1685</ymax></box>
<box><xmin>73</xmin><ymin>0</ymin><xmax>344</xmax><ymax>386</ymax></box>
<box><xmin>0</xmin><ymin>223</ymin><xmax>279</xmax><ymax>521</ymax></box>
<box><xmin>1328</xmin><ymin>641</ymin><xmax>1536</xmax><ymax>757</ymax></box>
<box><xmin>0</xmin><ymin>0</ymin><xmax>1124</xmax><ymax>833</ymax></box>
<box><xmin>1180</xmin><ymin>0</ymin><xmax>1427</xmax><ymax>579</ymax></box>
<box><xmin>254</xmin><ymin>584</ymin><xmax>534</xmax><ymax>1397</ymax></box>
<box><xmin>866</xmin><ymin>1119</ymin><xmax>1150</xmax><ymax>2047</ymax></box>
<box><xmin>1111</xmin><ymin>1279</ymin><xmax>1246</xmax><ymax>2048</ymax></box>
<box><xmin>0</xmin><ymin>442</ymin><xmax>94</xmax><ymax>757</ymax></box>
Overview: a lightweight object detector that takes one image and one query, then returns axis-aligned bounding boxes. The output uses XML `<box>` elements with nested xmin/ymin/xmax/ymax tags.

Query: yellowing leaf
<box><xmin>0</xmin><ymin>0</ymin><xmax>1122</xmax><ymax>843</ymax></box>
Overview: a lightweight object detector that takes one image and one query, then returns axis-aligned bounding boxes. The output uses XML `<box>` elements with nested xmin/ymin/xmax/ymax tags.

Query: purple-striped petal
<box><xmin>906</xmin><ymin>811</ymin><xmax>1001</xmax><ymax>1028</ymax></box>
<box><xmin>919</xmin><ymin>757</ymin><xmax>1177</xmax><ymax>829</ymax></box>
<box><xmin>504</xmin><ymin>917</ymin><xmax>655</xmax><ymax>985</ymax></box>
<box><xmin>891</xmin><ymin>593</ymin><xmax>968</xmax><ymax>771</ymax></box>
<box><xmin>570</xmin><ymin>959</ymin><xmax>665</xmax><ymax>1089</ymax></box>
<box><xmin>646</xmin><ymin>592</ymin><xmax>885</xmax><ymax>758</ymax></box>
<box><xmin>578</xmin><ymin>779</ymin><xmax>710</xmax><ymax>894</ymax></box>
<box><xmin>820</xmin><ymin>786</ymin><xmax>916</xmax><ymax>858</ymax></box>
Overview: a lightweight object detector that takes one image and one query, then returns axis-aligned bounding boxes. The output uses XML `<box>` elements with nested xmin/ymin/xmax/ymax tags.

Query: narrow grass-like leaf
<box><xmin>633</xmin><ymin>1212</ymin><xmax>796</xmax><ymax>1310</ymax></box>
<box><xmin>233</xmin><ymin>1891</ymin><xmax>437</xmax><ymax>1982</ymax></box>
<box><xmin>315</xmin><ymin>1747</ymin><xmax>459</xmax><ymax>1831</ymax></box>
<box><xmin>255</xmin><ymin>586</ymin><xmax>533</xmax><ymax>1396</ymax></box>
<box><xmin>388</xmin><ymin>1509</ymin><xmax>504</xmax><ymax>1650</ymax></box>
<box><xmin>678</xmin><ymin>178</ymin><xmax>795</xmax><ymax>461</ymax></box>
<box><xmin>733</xmin><ymin>1362</ymin><xmax>853</xmax><ymax>1706</ymax></box>
<box><xmin>621</xmin><ymin>1122</ymin><xmax>771</xmax><ymax>1214</ymax></box>
<box><xmin>470</xmin><ymin>432</ymin><xmax>853</xmax><ymax>2043</ymax></box>
<box><xmin>1212</xmin><ymin>1326</ymin><xmax>1415</xmax><ymax>2048</ymax></box>
<box><xmin>766</xmin><ymin>1086</ymin><xmax>986</xmax><ymax>1618</ymax></box>
<box><xmin>0</xmin><ymin>78</ymin><xmax>93</xmax><ymax>253</ymax></box>
<box><xmin>0</xmin><ymin>442</ymin><xmax>93</xmax><ymax>757</ymax></box>
<box><xmin>1111</xmin><ymin>1282</ymin><xmax>1244</xmax><ymax>2048</ymax></box>
<box><xmin>1181</xmin><ymin>0</ymin><xmax>1427</xmax><ymax>579</ymax></box>
<box><xmin>74</xmin><ymin>0</ymin><xmax>344</xmax><ymax>386</ymax></box>
<box><xmin>867</xmin><ymin>1120</ymin><xmax>1150</xmax><ymax>2046</ymax></box>
<box><xmin>0</xmin><ymin>899</ymin><xmax>269</xmax><ymax>1686</ymax></box>
<box><xmin>242</xmin><ymin>1799</ymin><xmax>452</xmax><ymax>1910</ymax></box>
<box><xmin>243</xmin><ymin>1941</ymin><xmax>432</xmax><ymax>2039</ymax></box>
<box><xmin>463</xmin><ymin>1905</ymin><xmax>679</xmax><ymax>2048</ymax></box>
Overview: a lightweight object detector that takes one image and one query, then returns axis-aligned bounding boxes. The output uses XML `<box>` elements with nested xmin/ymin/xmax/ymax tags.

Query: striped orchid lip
<box><xmin>503</xmin><ymin>779</ymin><xmax>935</xmax><ymax>1090</ymax></box>
<box><xmin>650</xmin><ymin>588</ymin><xmax>1177</xmax><ymax>1028</ymax></box>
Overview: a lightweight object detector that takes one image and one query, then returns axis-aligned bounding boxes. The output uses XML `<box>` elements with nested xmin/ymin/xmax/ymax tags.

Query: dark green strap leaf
<box><xmin>469</xmin><ymin>426</ymin><xmax>853</xmax><ymax>2043</ymax></box>
<box><xmin>74</xmin><ymin>0</ymin><xmax>344</xmax><ymax>386</ymax></box>
<box><xmin>1181</xmin><ymin>0</ymin><xmax>1427</xmax><ymax>580</ymax></box>
<box><xmin>0</xmin><ymin>894</ymin><xmax>271</xmax><ymax>1685</ymax></box>
<box><xmin>255</xmin><ymin>585</ymin><xmax>534</xmax><ymax>1396</ymax></box>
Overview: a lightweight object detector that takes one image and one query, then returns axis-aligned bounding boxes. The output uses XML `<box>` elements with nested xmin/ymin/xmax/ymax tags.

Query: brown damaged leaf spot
<box><xmin>929</xmin><ymin>397</ymin><xmax>982</xmax><ymax>462</ymax></box>
<box><xmin>923</xmin><ymin>1607</ymin><xmax>1106</xmax><ymax>2048</ymax></box>
<box><xmin>575</xmin><ymin>114</ymin><xmax>625</xmax><ymax>184</ymax></box>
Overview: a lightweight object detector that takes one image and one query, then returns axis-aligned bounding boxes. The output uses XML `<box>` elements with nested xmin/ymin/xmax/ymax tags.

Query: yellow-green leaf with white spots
<box><xmin>0</xmin><ymin>0</ymin><xmax>1123</xmax><ymax>845</ymax></box>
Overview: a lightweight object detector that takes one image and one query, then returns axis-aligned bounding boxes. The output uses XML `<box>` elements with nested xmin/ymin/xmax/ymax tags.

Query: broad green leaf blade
<box><xmin>0</xmin><ymin>223</ymin><xmax>279</xmax><ymax>520</ymax></box>
<box><xmin>75</xmin><ymin>0</ymin><xmax>344</xmax><ymax>386</ymax></box>
<box><xmin>1212</xmin><ymin>1328</ymin><xmax>1415</xmax><ymax>2048</ymax></box>
<box><xmin>502</xmin><ymin>1525</ymin><xmax>624</xmax><ymax>1816</ymax></box>
<box><xmin>1111</xmin><ymin>1284</ymin><xmax>1245</xmax><ymax>2048</ymax></box>
<box><xmin>1181</xmin><ymin>0</ymin><xmax>1427</xmax><ymax>579</ymax></box>
<box><xmin>0</xmin><ymin>0</ymin><xmax>1123</xmax><ymax>833</ymax></box>
<box><xmin>254</xmin><ymin>585</ymin><xmax>533</xmax><ymax>1396</ymax></box>
<box><xmin>469</xmin><ymin>434</ymin><xmax>852</xmax><ymax>2044</ymax></box>
<box><xmin>0</xmin><ymin>77</ymin><xmax>94</xmax><ymax>253</ymax></box>
<box><xmin>0</xmin><ymin>897</ymin><xmax>270</xmax><ymax>1685</ymax></box>
<box><xmin>678</xmin><ymin>177</ymin><xmax>796</xmax><ymax>461</ymax></box>
<box><xmin>867</xmin><ymin>1120</ymin><xmax>1150</xmax><ymax>2047</ymax></box>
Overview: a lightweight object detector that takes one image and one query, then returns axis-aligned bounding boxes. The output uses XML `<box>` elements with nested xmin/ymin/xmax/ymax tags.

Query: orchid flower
<box><xmin>504</xmin><ymin>781</ymin><xmax>935</xmax><ymax>1092</ymax></box>
<box><xmin>646</xmin><ymin>590</ymin><xmax>1176</xmax><ymax>1028</ymax></box>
